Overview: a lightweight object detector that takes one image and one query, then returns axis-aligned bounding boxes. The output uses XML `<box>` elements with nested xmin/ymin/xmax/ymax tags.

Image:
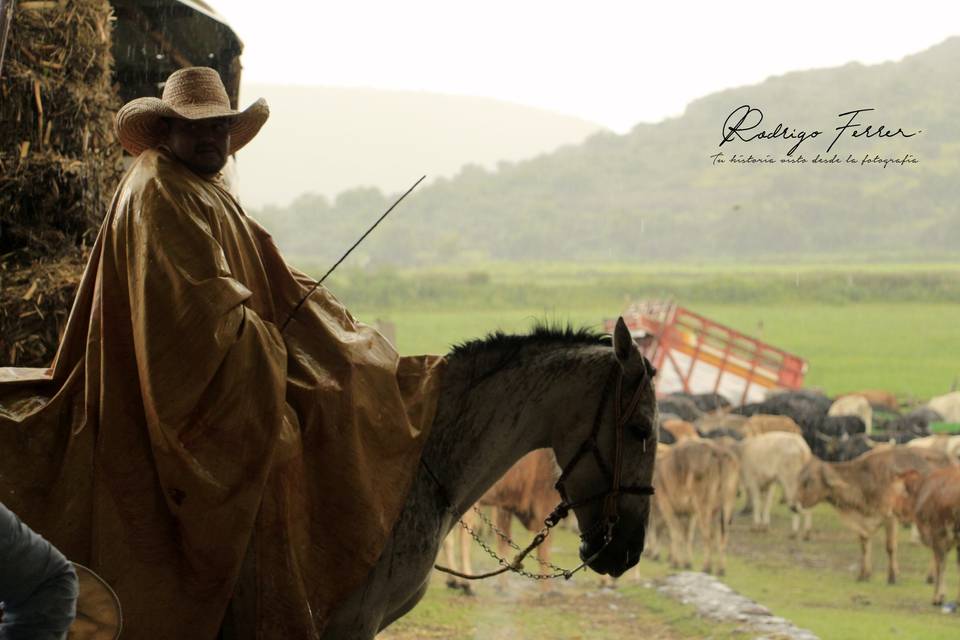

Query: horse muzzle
<box><xmin>579</xmin><ymin>519</ymin><xmax>645</xmax><ymax>577</ymax></box>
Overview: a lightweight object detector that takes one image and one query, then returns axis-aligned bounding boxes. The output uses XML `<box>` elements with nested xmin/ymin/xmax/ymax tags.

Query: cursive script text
<box><xmin>720</xmin><ymin>105</ymin><xmax>920</xmax><ymax>156</ymax></box>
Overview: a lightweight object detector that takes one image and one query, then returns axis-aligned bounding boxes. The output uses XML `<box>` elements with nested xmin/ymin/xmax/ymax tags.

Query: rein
<box><xmin>429</xmin><ymin>359</ymin><xmax>655</xmax><ymax>581</ymax></box>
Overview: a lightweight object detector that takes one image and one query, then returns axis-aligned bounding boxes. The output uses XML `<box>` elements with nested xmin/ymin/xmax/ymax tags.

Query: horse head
<box><xmin>551</xmin><ymin>317</ymin><xmax>658</xmax><ymax>577</ymax></box>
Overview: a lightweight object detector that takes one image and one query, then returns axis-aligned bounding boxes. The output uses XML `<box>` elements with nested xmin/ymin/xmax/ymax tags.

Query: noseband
<box><xmin>549</xmin><ymin>362</ymin><xmax>656</xmax><ymax>547</ymax></box>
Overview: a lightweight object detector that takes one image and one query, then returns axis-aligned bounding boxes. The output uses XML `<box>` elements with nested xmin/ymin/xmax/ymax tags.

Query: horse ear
<box><xmin>613</xmin><ymin>317</ymin><xmax>637</xmax><ymax>366</ymax></box>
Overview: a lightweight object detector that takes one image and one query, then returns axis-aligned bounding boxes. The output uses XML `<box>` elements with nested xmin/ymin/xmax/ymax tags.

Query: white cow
<box><xmin>829</xmin><ymin>395</ymin><xmax>873</xmax><ymax>434</ymax></box>
<box><xmin>739</xmin><ymin>432</ymin><xmax>814</xmax><ymax>539</ymax></box>
<box><xmin>906</xmin><ymin>435</ymin><xmax>960</xmax><ymax>464</ymax></box>
<box><xmin>927</xmin><ymin>391</ymin><xmax>960</xmax><ymax>423</ymax></box>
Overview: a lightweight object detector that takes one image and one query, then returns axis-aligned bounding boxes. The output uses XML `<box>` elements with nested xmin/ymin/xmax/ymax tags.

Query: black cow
<box><xmin>657</xmin><ymin>397</ymin><xmax>703</xmax><ymax>422</ymax></box>
<box><xmin>669</xmin><ymin>392</ymin><xmax>731</xmax><ymax>413</ymax></box>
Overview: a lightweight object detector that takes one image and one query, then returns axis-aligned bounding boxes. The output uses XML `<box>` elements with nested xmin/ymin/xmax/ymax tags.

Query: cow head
<box><xmin>797</xmin><ymin>458</ymin><xmax>860</xmax><ymax>510</ymax></box>
<box><xmin>795</xmin><ymin>458</ymin><xmax>832</xmax><ymax>509</ymax></box>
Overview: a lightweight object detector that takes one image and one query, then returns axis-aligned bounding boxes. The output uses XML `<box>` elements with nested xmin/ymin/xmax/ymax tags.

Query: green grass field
<box><xmin>284</xmin><ymin>261</ymin><xmax>960</xmax><ymax>400</ymax></box>
<box><xmin>344</xmin><ymin>304</ymin><xmax>959</xmax><ymax>401</ymax></box>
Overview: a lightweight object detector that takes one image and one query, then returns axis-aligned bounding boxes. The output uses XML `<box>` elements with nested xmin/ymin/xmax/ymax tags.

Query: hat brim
<box><xmin>115</xmin><ymin>97</ymin><xmax>269</xmax><ymax>156</ymax></box>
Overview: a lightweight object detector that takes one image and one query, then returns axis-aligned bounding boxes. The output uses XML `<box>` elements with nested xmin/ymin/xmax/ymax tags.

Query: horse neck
<box><xmin>422</xmin><ymin>344</ymin><xmax>609</xmax><ymax>517</ymax></box>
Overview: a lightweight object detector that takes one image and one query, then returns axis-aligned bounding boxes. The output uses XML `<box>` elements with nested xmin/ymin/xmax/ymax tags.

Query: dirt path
<box><xmin>377</xmin><ymin>569</ymin><xmax>747</xmax><ymax>639</ymax></box>
<box><xmin>654</xmin><ymin>572</ymin><xmax>819</xmax><ymax>640</ymax></box>
<box><xmin>377</xmin><ymin>569</ymin><xmax>820</xmax><ymax>640</ymax></box>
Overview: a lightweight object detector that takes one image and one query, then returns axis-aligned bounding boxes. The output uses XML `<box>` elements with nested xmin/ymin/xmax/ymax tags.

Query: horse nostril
<box><xmin>579</xmin><ymin>538</ymin><xmax>599</xmax><ymax>563</ymax></box>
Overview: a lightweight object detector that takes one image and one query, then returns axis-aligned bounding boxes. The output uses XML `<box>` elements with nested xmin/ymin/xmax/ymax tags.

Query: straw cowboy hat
<box><xmin>115</xmin><ymin>66</ymin><xmax>269</xmax><ymax>156</ymax></box>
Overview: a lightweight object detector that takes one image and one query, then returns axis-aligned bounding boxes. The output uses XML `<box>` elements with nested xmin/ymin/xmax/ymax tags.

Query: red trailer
<box><xmin>605</xmin><ymin>301</ymin><xmax>808</xmax><ymax>405</ymax></box>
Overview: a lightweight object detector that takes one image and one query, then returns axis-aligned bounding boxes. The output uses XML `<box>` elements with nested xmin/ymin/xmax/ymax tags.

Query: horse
<box><xmin>317</xmin><ymin>318</ymin><xmax>659</xmax><ymax>638</ymax></box>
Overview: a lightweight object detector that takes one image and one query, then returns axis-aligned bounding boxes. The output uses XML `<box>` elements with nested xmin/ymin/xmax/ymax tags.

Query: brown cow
<box><xmin>695</xmin><ymin>413</ymin><xmax>748</xmax><ymax>435</ymax></box>
<box><xmin>661</xmin><ymin>419</ymin><xmax>700</xmax><ymax>442</ymax></box>
<box><xmin>441</xmin><ymin>509</ymin><xmax>479</xmax><ymax>594</ymax></box>
<box><xmin>654</xmin><ymin>439</ymin><xmax>740</xmax><ymax>575</ymax></box>
<box><xmin>481</xmin><ymin>449</ymin><xmax>562</xmax><ymax>590</ymax></box>
<box><xmin>642</xmin><ymin>444</ymin><xmax>672</xmax><ymax>564</ymax></box>
<box><xmin>443</xmin><ymin>448</ymin><xmax>562</xmax><ymax>592</ymax></box>
<box><xmin>839</xmin><ymin>389</ymin><xmax>900</xmax><ymax>412</ymax></box>
<box><xmin>897</xmin><ymin>467</ymin><xmax>960</xmax><ymax>606</ymax></box>
<box><xmin>795</xmin><ymin>446</ymin><xmax>953</xmax><ymax>583</ymax></box>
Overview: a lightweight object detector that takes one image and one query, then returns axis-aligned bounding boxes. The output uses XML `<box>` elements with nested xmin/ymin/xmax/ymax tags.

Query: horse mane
<box><xmin>446</xmin><ymin>323</ymin><xmax>611</xmax><ymax>384</ymax></box>
<box><xmin>448</xmin><ymin>322</ymin><xmax>609</xmax><ymax>360</ymax></box>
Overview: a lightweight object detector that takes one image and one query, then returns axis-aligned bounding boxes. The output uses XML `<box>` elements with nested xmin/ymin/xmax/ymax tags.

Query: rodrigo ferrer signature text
<box><xmin>719</xmin><ymin>105</ymin><xmax>920</xmax><ymax>156</ymax></box>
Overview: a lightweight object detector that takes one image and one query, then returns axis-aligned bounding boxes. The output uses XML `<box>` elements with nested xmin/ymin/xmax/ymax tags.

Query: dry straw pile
<box><xmin>0</xmin><ymin>0</ymin><xmax>122</xmax><ymax>366</ymax></box>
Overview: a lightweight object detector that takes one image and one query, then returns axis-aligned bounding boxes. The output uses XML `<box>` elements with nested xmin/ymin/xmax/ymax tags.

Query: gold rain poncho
<box><xmin>0</xmin><ymin>148</ymin><xmax>445</xmax><ymax>638</ymax></box>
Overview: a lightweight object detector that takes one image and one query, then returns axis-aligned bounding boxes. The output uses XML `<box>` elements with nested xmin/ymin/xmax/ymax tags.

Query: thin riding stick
<box><xmin>280</xmin><ymin>175</ymin><xmax>426</xmax><ymax>332</ymax></box>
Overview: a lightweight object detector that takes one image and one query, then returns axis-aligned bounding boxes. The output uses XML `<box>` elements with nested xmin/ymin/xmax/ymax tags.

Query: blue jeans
<box><xmin>0</xmin><ymin>502</ymin><xmax>78</xmax><ymax>640</ymax></box>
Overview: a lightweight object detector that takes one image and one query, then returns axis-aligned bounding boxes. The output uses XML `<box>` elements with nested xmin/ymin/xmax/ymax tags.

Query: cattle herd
<box><xmin>442</xmin><ymin>388</ymin><xmax>960</xmax><ymax>611</ymax></box>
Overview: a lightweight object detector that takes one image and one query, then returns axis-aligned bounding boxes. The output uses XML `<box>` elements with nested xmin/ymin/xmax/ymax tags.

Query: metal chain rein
<box><xmin>433</xmin><ymin>501</ymin><xmax>608</xmax><ymax>581</ymax></box>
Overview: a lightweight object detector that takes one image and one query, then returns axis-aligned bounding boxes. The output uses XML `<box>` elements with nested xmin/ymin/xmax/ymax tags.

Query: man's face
<box><xmin>163</xmin><ymin>117</ymin><xmax>231</xmax><ymax>175</ymax></box>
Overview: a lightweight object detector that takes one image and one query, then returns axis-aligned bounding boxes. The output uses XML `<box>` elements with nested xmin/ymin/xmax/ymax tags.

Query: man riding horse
<box><xmin>0</xmin><ymin>67</ymin><xmax>445</xmax><ymax>639</ymax></box>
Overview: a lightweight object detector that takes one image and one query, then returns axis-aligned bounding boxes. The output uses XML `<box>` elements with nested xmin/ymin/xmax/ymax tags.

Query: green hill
<box><xmin>234</xmin><ymin>84</ymin><xmax>604</xmax><ymax>208</ymax></box>
<box><xmin>251</xmin><ymin>38</ymin><xmax>960</xmax><ymax>266</ymax></box>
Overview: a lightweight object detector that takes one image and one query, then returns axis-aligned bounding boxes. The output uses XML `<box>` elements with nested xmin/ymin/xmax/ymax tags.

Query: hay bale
<box><xmin>0</xmin><ymin>248</ymin><xmax>87</xmax><ymax>365</ymax></box>
<box><xmin>0</xmin><ymin>0</ymin><xmax>122</xmax><ymax>262</ymax></box>
<box><xmin>0</xmin><ymin>0</ymin><xmax>122</xmax><ymax>366</ymax></box>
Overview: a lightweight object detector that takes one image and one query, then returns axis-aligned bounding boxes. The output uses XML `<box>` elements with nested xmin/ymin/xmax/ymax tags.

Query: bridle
<box><xmin>429</xmin><ymin>356</ymin><xmax>657</xmax><ymax>581</ymax></box>
<box><xmin>551</xmin><ymin>361</ymin><xmax>656</xmax><ymax>546</ymax></box>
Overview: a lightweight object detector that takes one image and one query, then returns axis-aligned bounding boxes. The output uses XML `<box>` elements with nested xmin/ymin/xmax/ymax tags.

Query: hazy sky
<box><xmin>210</xmin><ymin>0</ymin><xmax>959</xmax><ymax>133</ymax></box>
